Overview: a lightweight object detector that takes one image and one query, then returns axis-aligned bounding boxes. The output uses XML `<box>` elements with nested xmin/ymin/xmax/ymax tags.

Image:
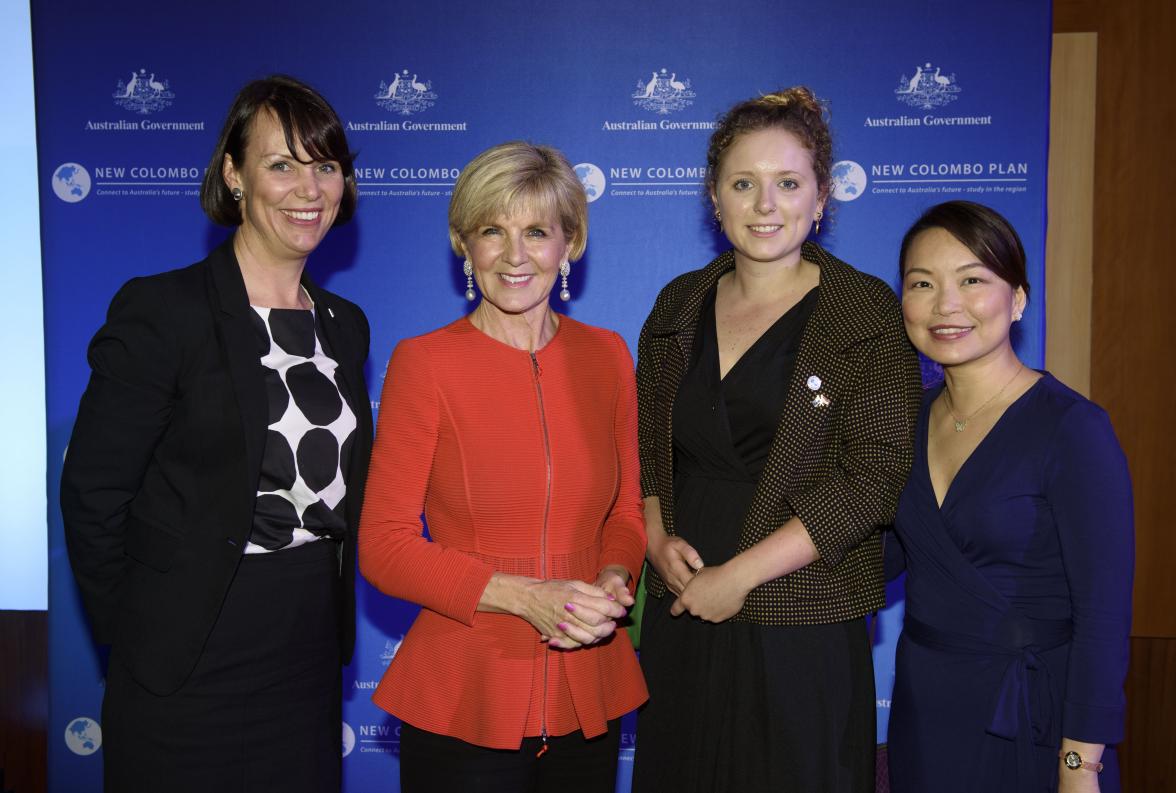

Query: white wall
<box><xmin>0</xmin><ymin>0</ymin><xmax>48</xmax><ymax>609</ymax></box>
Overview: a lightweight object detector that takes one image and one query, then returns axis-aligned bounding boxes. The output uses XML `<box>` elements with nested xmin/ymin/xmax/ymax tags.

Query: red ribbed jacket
<box><xmin>359</xmin><ymin>316</ymin><xmax>648</xmax><ymax>749</ymax></box>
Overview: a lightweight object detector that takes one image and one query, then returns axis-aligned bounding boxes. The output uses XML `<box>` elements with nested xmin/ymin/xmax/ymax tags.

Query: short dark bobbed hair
<box><xmin>200</xmin><ymin>74</ymin><xmax>357</xmax><ymax>227</ymax></box>
<box><xmin>899</xmin><ymin>201</ymin><xmax>1030</xmax><ymax>299</ymax></box>
<box><xmin>706</xmin><ymin>86</ymin><xmax>834</xmax><ymax>205</ymax></box>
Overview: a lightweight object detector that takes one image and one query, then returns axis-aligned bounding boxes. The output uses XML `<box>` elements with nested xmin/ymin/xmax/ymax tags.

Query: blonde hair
<box><xmin>448</xmin><ymin>141</ymin><xmax>588</xmax><ymax>260</ymax></box>
<box><xmin>705</xmin><ymin>86</ymin><xmax>834</xmax><ymax>204</ymax></box>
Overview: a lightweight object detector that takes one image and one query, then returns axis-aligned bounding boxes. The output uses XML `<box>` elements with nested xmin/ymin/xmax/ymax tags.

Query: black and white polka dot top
<box><xmin>245</xmin><ymin>303</ymin><xmax>357</xmax><ymax>554</ymax></box>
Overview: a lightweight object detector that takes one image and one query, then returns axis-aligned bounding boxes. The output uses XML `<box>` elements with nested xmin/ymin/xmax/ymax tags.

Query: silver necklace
<box><xmin>943</xmin><ymin>365</ymin><xmax>1023</xmax><ymax>432</ymax></box>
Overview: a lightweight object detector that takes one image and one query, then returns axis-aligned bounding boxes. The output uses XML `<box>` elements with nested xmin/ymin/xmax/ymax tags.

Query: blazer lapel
<box><xmin>649</xmin><ymin>251</ymin><xmax>735</xmax><ymax>509</ymax></box>
<box><xmin>651</xmin><ymin>249</ymin><xmax>735</xmax><ymax>351</ymax></box>
<box><xmin>207</xmin><ymin>240</ymin><xmax>268</xmax><ymax>492</ymax></box>
<box><xmin>651</xmin><ymin>250</ymin><xmax>735</xmax><ymax>413</ymax></box>
<box><xmin>739</xmin><ymin>242</ymin><xmax>891</xmax><ymax>547</ymax></box>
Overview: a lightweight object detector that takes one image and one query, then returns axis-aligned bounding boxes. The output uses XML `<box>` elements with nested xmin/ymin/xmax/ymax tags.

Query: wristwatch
<box><xmin>1060</xmin><ymin>750</ymin><xmax>1104</xmax><ymax>773</ymax></box>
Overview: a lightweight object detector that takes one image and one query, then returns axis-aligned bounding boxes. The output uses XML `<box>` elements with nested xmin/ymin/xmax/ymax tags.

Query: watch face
<box><xmin>1064</xmin><ymin>751</ymin><xmax>1082</xmax><ymax>769</ymax></box>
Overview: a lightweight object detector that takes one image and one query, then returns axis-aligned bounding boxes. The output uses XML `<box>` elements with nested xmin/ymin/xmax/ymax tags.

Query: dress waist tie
<box><xmin>904</xmin><ymin>614</ymin><xmax>1071</xmax><ymax>790</ymax></box>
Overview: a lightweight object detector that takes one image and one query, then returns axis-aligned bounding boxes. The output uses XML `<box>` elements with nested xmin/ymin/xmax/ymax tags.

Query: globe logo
<box><xmin>831</xmin><ymin>160</ymin><xmax>867</xmax><ymax>202</ymax></box>
<box><xmin>52</xmin><ymin>163</ymin><xmax>92</xmax><ymax>203</ymax></box>
<box><xmin>64</xmin><ymin>717</ymin><xmax>102</xmax><ymax>756</ymax></box>
<box><xmin>574</xmin><ymin>163</ymin><xmax>606</xmax><ymax>203</ymax></box>
<box><xmin>342</xmin><ymin>721</ymin><xmax>356</xmax><ymax>757</ymax></box>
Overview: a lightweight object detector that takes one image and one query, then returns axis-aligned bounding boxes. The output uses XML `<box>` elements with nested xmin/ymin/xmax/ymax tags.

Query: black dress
<box><xmin>633</xmin><ymin>286</ymin><xmax>875</xmax><ymax>793</ymax></box>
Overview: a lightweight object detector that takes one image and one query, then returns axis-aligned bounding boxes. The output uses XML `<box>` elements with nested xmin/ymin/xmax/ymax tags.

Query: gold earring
<box><xmin>814</xmin><ymin>211</ymin><xmax>823</xmax><ymax>235</ymax></box>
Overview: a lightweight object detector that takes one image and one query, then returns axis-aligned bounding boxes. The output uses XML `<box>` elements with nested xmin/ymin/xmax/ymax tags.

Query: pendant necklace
<box><xmin>943</xmin><ymin>365</ymin><xmax>1024</xmax><ymax>432</ymax></box>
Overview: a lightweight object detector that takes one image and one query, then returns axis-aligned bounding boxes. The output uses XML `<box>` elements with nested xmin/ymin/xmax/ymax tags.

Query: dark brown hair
<box><xmin>200</xmin><ymin>74</ymin><xmax>357</xmax><ymax>226</ymax></box>
<box><xmin>705</xmin><ymin>86</ymin><xmax>834</xmax><ymax>203</ymax></box>
<box><xmin>899</xmin><ymin>201</ymin><xmax>1030</xmax><ymax>299</ymax></box>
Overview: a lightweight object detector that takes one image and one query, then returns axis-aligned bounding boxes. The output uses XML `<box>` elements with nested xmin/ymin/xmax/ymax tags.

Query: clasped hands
<box><xmin>522</xmin><ymin>566</ymin><xmax>634</xmax><ymax>650</ymax></box>
<box><xmin>648</xmin><ymin>533</ymin><xmax>750</xmax><ymax>623</ymax></box>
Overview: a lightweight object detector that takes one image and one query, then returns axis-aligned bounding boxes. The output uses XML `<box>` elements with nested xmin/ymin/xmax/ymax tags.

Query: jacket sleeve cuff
<box><xmin>445</xmin><ymin>561</ymin><xmax>497</xmax><ymax>627</ymax></box>
<box><xmin>788</xmin><ymin>487</ymin><xmax>860</xmax><ymax>568</ymax></box>
<box><xmin>1062</xmin><ymin>699</ymin><xmax>1126</xmax><ymax>745</ymax></box>
<box><xmin>600</xmin><ymin>543</ymin><xmax>646</xmax><ymax>594</ymax></box>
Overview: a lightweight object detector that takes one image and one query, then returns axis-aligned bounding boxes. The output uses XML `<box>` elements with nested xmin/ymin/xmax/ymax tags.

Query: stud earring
<box><xmin>814</xmin><ymin>210</ymin><xmax>823</xmax><ymax>235</ymax></box>
<box><xmin>1013</xmin><ymin>311</ymin><xmax>1023</xmax><ymax>321</ymax></box>
<box><xmin>463</xmin><ymin>259</ymin><xmax>476</xmax><ymax>301</ymax></box>
<box><xmin>231</xmin><ymin>187</ymin><xmax>243</xmax><ymax>202</ymax></box>
<box><xmin>559</xmin><ymin>261</ymin><xmax>571</xmax><ymax>302</ymax></box>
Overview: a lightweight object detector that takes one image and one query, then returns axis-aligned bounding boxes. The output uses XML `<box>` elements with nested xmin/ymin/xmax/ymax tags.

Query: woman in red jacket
<box><xmin>359</xmin><ymin>141</ymin><xmax>647</xmax><ymax>792</ymax></box>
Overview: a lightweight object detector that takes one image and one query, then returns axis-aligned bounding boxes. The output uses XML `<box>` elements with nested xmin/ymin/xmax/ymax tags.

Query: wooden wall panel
<box><xmin>1081</xmin><ymin>0</ymin><xmax>1176</xmax><ymax>639</ymax></box>
<box><xmin>0</xmin><ymin>610</ymin><xmax>48</xmax><ymax>793</ymax></box>
<box><xmin>1121</xmin><ymin>637</ymin><xmax>1176</xmax><ymax>790</ymax></box>
<box><xmin>1045</xmin><ymin>33</ymin><xmax>1096</xmax><ymax>396</ymax></box>
<box><xmin>1053</xmin><ymin>0</ymin><xmax>1100</xmax><ymax>32</ymax></box>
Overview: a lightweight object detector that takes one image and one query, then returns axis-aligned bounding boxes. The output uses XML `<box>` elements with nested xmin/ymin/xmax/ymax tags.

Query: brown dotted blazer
<box><xmin>637</xmin><ymin>241</ymin><xmax>923</xmax><ymax>624</ymax></box>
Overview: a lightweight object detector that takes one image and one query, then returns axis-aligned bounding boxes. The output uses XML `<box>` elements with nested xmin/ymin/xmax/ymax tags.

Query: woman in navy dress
<box><xmin>887</xmin><ymin>201</ymin><xmax>1133</xmax><ymax>793</ymax></box>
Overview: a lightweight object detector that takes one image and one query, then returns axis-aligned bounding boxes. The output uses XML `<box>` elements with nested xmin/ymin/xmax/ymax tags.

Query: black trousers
<box><xmin>102</xmin><ymin>540</ymin><xmax>342</xmax><ymax>793</ymax></box>
<box><xmin>399</xmin><ymin>720</ymin><xmax>621</xmax><ymax>793</ymax></box>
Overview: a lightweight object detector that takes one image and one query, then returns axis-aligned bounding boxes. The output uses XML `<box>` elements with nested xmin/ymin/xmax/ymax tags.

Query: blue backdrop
<box><xmin>36</xmin><ymin>1</ymin><xmax>1051</xmax><ymax>788</ymax></box>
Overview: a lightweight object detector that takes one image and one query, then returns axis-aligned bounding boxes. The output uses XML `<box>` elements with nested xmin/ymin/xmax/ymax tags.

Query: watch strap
<box><xmin>1059</xmin><ymin>750</ymin><xmax>1104</xmax><ymax>773</ymax></box>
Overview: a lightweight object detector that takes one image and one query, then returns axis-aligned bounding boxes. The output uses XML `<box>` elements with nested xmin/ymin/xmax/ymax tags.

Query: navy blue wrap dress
<box><xmin>888</xmin><ymin>374</ymin><xmax>1133</xmax><ymax>792</ymax></box>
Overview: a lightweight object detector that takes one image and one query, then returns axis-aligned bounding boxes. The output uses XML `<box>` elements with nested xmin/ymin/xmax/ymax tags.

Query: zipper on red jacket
<box><xmin>530</xmin><ymin>351</ymin><xmax>553</xmax><ymax>757</ymax></box>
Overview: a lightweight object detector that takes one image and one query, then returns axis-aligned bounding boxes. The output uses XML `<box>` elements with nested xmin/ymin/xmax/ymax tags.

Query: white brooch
<box><xmin>812</xmin><ymin>393</ymin><xmax>831</xmax><ymax>408</ymax></box>
<box><xmin>806</xmin><ymin>375</ymin><xmax>822</xmax><ymax>391</ymax></box>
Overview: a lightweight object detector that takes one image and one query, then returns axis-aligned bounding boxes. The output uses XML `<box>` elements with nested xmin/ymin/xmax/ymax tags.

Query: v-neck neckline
<box><xmin>712</xmin><ymin>285</ymin><xmax>819</xmax><ymax>385</ymax></box>
<box><xmin>925</xmin><ymin>374</ymin><xmax>1046</xmax><ymax>510</ymax></box>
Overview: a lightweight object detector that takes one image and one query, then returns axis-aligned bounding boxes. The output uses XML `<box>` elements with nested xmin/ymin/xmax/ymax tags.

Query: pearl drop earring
<box><xmin>558</xmin><ymin>261</ymin><xmax>571</xmax><ymax>301</ymax></box>
<box><xmin>463</xmin><ymin>260</ymin><xmax>476</xmax><ymax>301</ymax></box>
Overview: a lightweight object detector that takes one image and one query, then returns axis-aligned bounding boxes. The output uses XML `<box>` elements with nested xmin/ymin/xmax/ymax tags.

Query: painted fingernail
<box><xmin>558</xmin><ymin>622</ymin><xmax>569</xmax><ymax>632</ymax></box>
<box><xmin>564</xmin><ymin>602</ymin><xmax>576</xmax><ymax>612</ymax></box>
<box><xmin>606</xmin><ymin>593</ymin><xmax>617</xmax><ymax>601</ymax></box>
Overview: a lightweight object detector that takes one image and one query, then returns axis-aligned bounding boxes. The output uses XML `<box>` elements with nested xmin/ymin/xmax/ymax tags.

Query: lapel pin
<box><xmin>812</xmin><ymin>393</ymin><xmax>831</xmax><ymax>408</ymax></box>
<box><xmin>806</xmin><ymin>375</ymin><xmax>822</xmax><ymax>391</ymax></box>
<box><xmin>327</xmin><ymin>306</ymin><xmax>335</xmax><ymax>318</ymax></box>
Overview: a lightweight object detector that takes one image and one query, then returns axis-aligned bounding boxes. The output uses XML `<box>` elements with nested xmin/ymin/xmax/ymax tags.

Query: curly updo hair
<box><xmin>705</xmin><ymin>86</ymin><xmax>834</xmax><ymax>205</ymax></box>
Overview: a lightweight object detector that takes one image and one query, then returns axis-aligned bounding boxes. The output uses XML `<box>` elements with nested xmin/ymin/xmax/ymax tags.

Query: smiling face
<box><xmin>462</xmin><ymin>204</ymin><xmax>570</xmax><ymax>324</ymax></box>
<box><xmin>222</xmin><ymin>110</ymin><xmax>344</xmax><ymax>265</ymax></box>
<box><xmin>901</xmin><ymin>227</ymin><xmax>1027</xmax><ymax>369</ymax></box>
<box><xmin>711</xmin><ymin>127</ymin><xmax>825</xmax><ymax>269</ymax></box>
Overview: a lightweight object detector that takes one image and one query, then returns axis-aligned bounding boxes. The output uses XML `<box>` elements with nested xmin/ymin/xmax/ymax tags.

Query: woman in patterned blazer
<box><xmin>631</xmin><ymin>87</ymin><xmax>923</xmax><ymax>792</ymax></box>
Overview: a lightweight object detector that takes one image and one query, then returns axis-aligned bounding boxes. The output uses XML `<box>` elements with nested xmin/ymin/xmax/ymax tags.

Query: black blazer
<box><xmin>637</xmin><ymin>242</ymin><xmax>923</xmax><ymax>624</ymax></box>
<box><xmin>61</xmin><ymin>239</ymin><xmax>373</xmax><ymax>695</ymax></box>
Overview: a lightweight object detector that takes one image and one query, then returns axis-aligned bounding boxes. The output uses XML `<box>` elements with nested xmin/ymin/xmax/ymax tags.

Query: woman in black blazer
<box><xmin>60</xmin><ymin>75</ymin><xmax>372</xmax><ymax>793</ymax></box>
